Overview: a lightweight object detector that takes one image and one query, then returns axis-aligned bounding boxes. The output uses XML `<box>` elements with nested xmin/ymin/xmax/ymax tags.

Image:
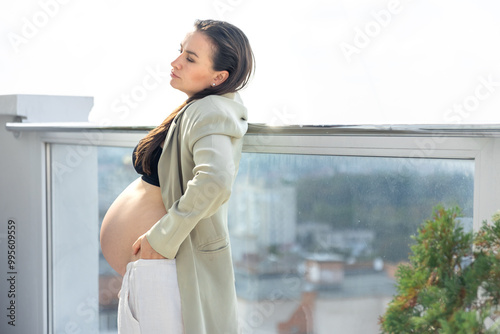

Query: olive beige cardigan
<box><xmin>146</xmin><ymin>92</ymin><xmax>247</xmax><ymax>334</ymax></box>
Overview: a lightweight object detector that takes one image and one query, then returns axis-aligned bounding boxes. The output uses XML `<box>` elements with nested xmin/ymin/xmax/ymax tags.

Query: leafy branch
<box><xmin>380</xmin><ymin>206</ymin><xmax>500</xmax><ymax>333</ymax></box>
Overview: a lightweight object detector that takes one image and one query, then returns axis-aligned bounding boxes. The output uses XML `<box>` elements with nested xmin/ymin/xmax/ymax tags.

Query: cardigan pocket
<box><xmin>196</xmin><ymin>237</ymin><xmax>229</xmax><ymax>254</ymax></box>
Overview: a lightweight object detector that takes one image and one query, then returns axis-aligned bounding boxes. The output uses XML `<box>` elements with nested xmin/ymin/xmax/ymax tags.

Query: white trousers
<box><xmin>118</xmin><ymin>259</ymin><xmax>184</xmax><ymax>334</ymax></box>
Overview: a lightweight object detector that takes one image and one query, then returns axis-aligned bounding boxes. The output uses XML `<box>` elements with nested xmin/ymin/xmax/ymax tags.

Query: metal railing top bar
<box><xmin>248</xmin><ymin>123</ymin><xmax>500</xmax><ymax>137</ymax></box>
<box><xmin>5</xmin><ymin>121</ymin><xmax>500</xmax><ymax>137</ymax></box>
<box><xmin>4</xmin><ymin>122</ymin><xmax>153</xmax><ymax>133</ymax></box>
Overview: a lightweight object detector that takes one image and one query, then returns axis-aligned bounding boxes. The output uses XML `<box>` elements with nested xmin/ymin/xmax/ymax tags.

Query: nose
<box><xmin>171</xmin><ymin>55</ymin><xmax>182</xmax><ymax>69</ymax></box>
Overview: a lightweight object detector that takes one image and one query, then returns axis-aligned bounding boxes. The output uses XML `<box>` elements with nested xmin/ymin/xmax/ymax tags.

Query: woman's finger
<box><xmin>132</xmin><ymin>235</ymin><xmax>142</xmax><ymax>255</ymax></box>
<box><xmin>141</xmin><ymin>236</ymin><xmax>166</xmax><ymax>259</ymax></box>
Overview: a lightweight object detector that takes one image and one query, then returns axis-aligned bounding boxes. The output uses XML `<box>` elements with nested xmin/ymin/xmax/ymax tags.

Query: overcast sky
<box><xmin>1</xmin><ymin>0</ymin><xmax>500</xmax><ymax>126</ymax></box>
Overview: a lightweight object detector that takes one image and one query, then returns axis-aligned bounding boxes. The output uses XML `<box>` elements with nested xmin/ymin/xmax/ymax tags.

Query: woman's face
<box><xmin>170</xmin><ymin>31</ymin><xmax>227</xmax><ymax>97</ymax></box>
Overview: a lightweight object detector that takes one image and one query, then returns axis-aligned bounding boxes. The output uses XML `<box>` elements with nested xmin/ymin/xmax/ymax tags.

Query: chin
<box><xmin>170</xmin><ymin>82</ymin><xmax>186</xmax><ymax>94</ymax></box>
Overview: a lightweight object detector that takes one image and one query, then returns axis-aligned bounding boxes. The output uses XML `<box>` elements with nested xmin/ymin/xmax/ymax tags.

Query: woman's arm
<box><xmin>146</xmin><ymin>133</ymin><xmax>237</xmax><ymax>259</ymax></box>
<box><xmin>132</xmin><ymin>133</ymin><xmax>237</xmax><ymax>259</ymax></box>
<box><xmin>135</xmin><ymin>96</ymin><xmax>247</xmax><ymax>259</ymax></box>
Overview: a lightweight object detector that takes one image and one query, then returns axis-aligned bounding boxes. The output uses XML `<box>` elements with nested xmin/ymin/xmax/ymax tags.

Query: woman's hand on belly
<box><xmin>132</xmin><ymin>233</ymin><xmax>167</xmax><ymax>260</ymax></box>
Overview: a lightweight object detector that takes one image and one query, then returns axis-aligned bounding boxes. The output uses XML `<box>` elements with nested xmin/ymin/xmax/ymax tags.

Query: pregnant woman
<box><xmin>100</xmin><ymin>19</ymin><xmax>254</xmax><ymax>333</ymax></box>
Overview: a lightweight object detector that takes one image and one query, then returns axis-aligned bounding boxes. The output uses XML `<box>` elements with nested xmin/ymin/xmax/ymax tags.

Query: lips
<box><xmin>170</xmin><ymin>71</ymin><xmax>180</xmax><ymax>79</ymax></box>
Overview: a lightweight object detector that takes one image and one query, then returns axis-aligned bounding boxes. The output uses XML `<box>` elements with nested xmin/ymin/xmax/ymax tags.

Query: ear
<box><xmin>213</xmin><ymin>70</ymin><xmax>229</xmax><ymax>86</ymax></box>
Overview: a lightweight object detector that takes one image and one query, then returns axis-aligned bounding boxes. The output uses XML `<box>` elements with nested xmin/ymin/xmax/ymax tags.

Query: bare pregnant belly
<box><xmin>100</xmin><ymin>178</ymin><xmax>167</xmax><ymax>276</ymax></box>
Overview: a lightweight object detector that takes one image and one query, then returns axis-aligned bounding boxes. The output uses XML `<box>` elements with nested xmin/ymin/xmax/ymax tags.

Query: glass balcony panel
<box><xmin>50</xmin><ymin>144</ymin><xmax>100</xmax><ymax>333</ymax></box>
<box><xmin>229</xmin><ymin>153</ymin><xmax>474</xmax><ymax>334</ymax></box>
<box><xmin>51</xmin><ymin>145</ymin><xmax>474</xmax><ymax>334</ymax></box>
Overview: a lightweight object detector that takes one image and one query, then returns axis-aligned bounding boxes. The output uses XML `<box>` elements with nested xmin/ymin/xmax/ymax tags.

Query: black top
<box><xmin>132</xmin><ymin>144</ymin><xmax>162</xmax><ymax>187</ymax></box>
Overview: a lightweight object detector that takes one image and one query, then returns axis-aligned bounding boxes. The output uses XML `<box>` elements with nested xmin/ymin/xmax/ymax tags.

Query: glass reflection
<box><xmin>228</xmin><ymin>153</ymin><xmax>473</xmax><ymax>333</ymax></box>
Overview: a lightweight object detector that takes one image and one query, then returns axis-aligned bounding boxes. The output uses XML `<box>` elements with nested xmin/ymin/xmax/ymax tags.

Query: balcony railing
<box><xmin>1</xmin><ymin>95</ymin><xmax>500</xmax><ymax>334</ymax></box>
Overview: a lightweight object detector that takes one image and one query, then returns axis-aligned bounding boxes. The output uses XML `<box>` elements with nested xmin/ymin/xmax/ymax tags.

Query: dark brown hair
<box><xmin>134</xmin><ymin>19</ymin><xmax>255</xmax><ymax>174</ymax></box>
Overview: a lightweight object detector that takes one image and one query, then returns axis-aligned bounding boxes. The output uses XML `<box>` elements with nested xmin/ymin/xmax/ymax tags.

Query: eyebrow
<box><xmin>180</xmin><ymin>43</ymin><xmax>199</xmax><ymax>58</ymax></box>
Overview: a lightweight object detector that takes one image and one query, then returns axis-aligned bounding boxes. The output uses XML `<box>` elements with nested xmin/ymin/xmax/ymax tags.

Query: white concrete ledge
<box><xmin>0</xmin><ymin>94</ymin><xmax>93</xmax><ymax>122</ymax></box>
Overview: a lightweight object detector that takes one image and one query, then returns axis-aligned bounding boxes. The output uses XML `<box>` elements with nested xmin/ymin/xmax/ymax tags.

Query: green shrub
<box><xmin>380</xmin><ymin>206</ymin><xmax>500</xmax><ymax>333</ymax></box>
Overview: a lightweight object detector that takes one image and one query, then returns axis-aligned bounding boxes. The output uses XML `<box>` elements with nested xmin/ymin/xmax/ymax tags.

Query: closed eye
<box><xmin>178</xmin><ymin>47</ymin><xmax>195</xmax><ymax>63</ymax></box>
